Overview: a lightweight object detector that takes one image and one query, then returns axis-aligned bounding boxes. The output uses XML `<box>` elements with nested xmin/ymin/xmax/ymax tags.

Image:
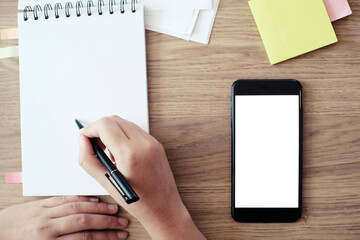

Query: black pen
<box><xmin>75</xmin><ymin>119</ymin><xmax>139</xmax><ymax>204</ymax></box>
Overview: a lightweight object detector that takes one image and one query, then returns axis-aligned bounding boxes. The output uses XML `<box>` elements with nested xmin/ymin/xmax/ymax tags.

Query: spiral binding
<box><xmin>54</xmin><ymin>3</ymin><xmax>62</xmax><ymax>18</ymax></box>
<box><xmin>76</xmin><ymin>1</ymin><xmax>84</xmax><ymax>16</ymax></box>
<box><xmin>33</xmin><ymin>5</ymin><xmax>42</xmax><ymax>20</ymax></box>
<box><xmin>24</xmin><ymin>6</ymin><xmax>32</xmax><ymax>21</ymax></box>
<box><xmin>65</xmin><ymin>2</ymin><xmax>73</xmax><ymax>17</ymax></box>
<box><xmin>44</xmin><ymin>4</ymin><xmax>53</xmax><ymax>19</ymax></box>
<box><xmin>109</xmin><ymin>0</ymin><xmax>115</xmax><ymax>14</ymax></box>
<box><xmin>87</xmin><ymin>0</ymin><xmax>94</xmax><ymax>16</ymax></box>
<box><xmin>23</xmin><ymin>0</ymin><xmax>137</xmax><ymax>21</ymax></box>
<box><xmin>98</xmin><ymin>0</ymin><xmax>104</xmax><ymax>15</ymax></box>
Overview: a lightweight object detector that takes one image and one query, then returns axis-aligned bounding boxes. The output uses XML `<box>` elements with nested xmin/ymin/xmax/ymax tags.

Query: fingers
<box><xmin>57</xmin><ymin>230</ymin><xmax>128</xmax><ymax>240</ymax></box>
<box><xmin>77</xmin><ymin>116</ymin><xmax>151</xmax><ymax>204</ymax></box>
<box><xmin>80</xmin><ymin>117</ymin><xmax>129</xmax><ymax>158</ymax></box>
<box><xmin>41</xmin><ymin>196</ymin><xmax>99</xmax><ymax>208</ymax></box>
<box><xmin>49</xmin><ymin>201</ymin><xmax>119</xmax><ymax>218</ymax></box>
<box><xmin>54</xmin><ymin>214</ymin><xmax>128</xmax><ymax>235</ymax></box>
<box><xmin>78</xmin><ymin>134</ymin><xmax>109</xmax><ymax>185</ymax></box>
<box><xmin>78</xmin><ymin>116</ymin><xmax>143</xmax><ymax>184</ymax></box>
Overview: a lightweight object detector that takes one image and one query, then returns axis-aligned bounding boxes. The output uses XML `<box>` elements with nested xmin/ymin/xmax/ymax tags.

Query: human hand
<box><xmin>78</xmin><ymin>116</ymin><xmax>206</xmax><ymax>240</ymax></box>
<box><xmin>0</xmin><ymin>196</ymin><xmax>129</xmax><ymax>240</ymax></box>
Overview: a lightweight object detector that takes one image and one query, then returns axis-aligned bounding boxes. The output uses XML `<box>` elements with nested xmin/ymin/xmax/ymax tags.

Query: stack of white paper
<box><xmin>144</xmin><ymin>0</ymin><xmax>220</xmax><ymax>44</ymax></box>
<box><xmin>18</xmin><ymin>0</ymin><xmax>220</xmax><ymax>44</ymax></box>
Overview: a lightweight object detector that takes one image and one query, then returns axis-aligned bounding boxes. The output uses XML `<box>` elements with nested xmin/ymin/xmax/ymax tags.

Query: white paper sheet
<box><xmin>18</xmin><ymin>4</ymin><xmax>148</xmax><ymax>196</ymax></box>
<box><xmin>145</xmin><ymin>10</ymin><xmax>199</xmax><ymax>35</ymax></box>
<box><xmin>189</xmin><ymin>0</ymin><xmax>220</xmax><ymax>44</ymax></box>
<box><xmin>145</xmin><ymin>0</ymin><xmax>220</xmax><ymax>44</ymax></box>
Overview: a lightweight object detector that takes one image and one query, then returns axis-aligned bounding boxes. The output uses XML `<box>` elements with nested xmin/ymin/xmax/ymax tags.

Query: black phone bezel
<box><xmin>231</xmin><ymin>79</ymin><xmax>303</xmax><ymax>223</ymax></box>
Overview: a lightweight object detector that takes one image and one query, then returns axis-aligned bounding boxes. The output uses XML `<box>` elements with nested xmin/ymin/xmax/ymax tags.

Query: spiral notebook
<box><xmin>18</xmin><ymin>1</ymin><xmax>148</xmax><ymax>196</ymax></box>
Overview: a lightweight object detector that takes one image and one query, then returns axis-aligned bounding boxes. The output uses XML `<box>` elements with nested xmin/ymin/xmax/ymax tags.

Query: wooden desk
<box><xmin>1</xmin><ymin>0</ymin><xmax>359</xmax><ymax>239</ymax></box>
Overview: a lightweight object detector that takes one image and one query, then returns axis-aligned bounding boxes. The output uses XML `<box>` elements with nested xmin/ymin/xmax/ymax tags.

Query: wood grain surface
<box><xmin>1</xmin><ymin>0</ymin><xmax>360</xmax><ymax>239</ymax></box>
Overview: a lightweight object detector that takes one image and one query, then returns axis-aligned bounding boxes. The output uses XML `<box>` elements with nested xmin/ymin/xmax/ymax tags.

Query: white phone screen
<box><xmin>235</xmin><ymin>95</ymin><xmax>299</xmax><ymax>208</ymax></box>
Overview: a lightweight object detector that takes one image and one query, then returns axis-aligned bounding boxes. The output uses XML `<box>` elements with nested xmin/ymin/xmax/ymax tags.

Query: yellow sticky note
<box><xmin>0</xmin><ymin>46</ymin><xmax>19</xmax><ymax>59</ymax></box>
<box><xmin>249</xmin><ymin>0</ymin><xmax>338</xmax><ymax>64</ymax></box>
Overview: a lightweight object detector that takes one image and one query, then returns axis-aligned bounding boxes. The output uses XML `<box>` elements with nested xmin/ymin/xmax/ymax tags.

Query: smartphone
<box><xmin>231</xmin><ymin>79</ymin><xmax>302</xmax><ymax>222</ymax></box>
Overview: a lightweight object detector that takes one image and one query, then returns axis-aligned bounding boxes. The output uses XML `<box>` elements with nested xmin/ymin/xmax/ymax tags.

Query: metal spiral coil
<box><xmin>131</xmin><ymin>0</ymin><xmax>136</xmax><ymax>13</ymax></box>
<box><xmin>23</xmin><ymin>0</ymin><xmax>137</xmax><ymax>21</ymax></box>
<box><xmin>109</xmin><ymin>0</ymin><xmax>116</xmax><ymax>14</ymax></box>
<box><xmin>98</xmin><ymin>0</ymin><xmax>104</xmax><ymax>15</ymax></box>
<box><xmin>65</xmin><ymin>2</ymin><xmax>73</xmax><ymax>18</ymax></box>
<box><xmin>54</xmin><ymin>3</ymin><xmax>63</xmax><ymax>18</ymax></box>
<box><xmin>44</xmin><ymin>4</ymin><xmax>53</xmax><ymax>19</ymax></box>
<box><xmin>33</xmin><ymin>5</ymin><xmax>42</xmax><ymax>20</ymax></box>
<box><xmin>87</xmin><ymin>0</ymin><xmax>94</xmax><ymax>16</ymax></box>
<box><xmin>76</xmin><ymin>1</ymin><xmax>84</xmax><ymax>17</ymax></box>
<box><xmin>120</xmin><ymin>0</ymin><xmax>125</xmax><ymax>13</ymax></box>
<box><xmin>23</xmin><ymin>6</ymin><xmax>32</xmax><ymax>21</ymax></box>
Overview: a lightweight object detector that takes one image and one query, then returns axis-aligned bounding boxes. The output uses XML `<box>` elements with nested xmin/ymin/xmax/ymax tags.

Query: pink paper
<box><xmin>5</xmin><ymin>172</ymin><xmax>22</xmax><ymax>184</ymax></box>
<box><xmin>323</xmin><ymin>0</ymin><xmax>352</xmax><ymax>22</ymax></box>
<box><xmin>0</xmin><ymin>28</ymin><xmax>17</xmax><ymax>40</ymax></box>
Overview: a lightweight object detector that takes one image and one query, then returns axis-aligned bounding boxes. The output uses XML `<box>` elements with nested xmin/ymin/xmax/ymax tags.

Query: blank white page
<box><xmin>18</xmin><ymin>4</ymin><xmax>148</xmax><ymax>196</ymax></box>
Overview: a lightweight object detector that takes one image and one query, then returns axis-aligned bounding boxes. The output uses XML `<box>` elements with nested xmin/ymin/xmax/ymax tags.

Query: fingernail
<box><xmin>108</xmin><ymin>204</ymin><xmax>118</xmax><ymax>211</ymax></box>
<box><xmin>117</xmin><ymin>231</ymin><xmax>128</xmax><ymax>239</ymax></box>
<box><xmin>89</xmin><ymin>197</ymin><xmax>99</xmax><ymax>202</ymax></box>
<box><xmin>118</xmin><ymin>217</ymin><xmax>128</xmax><ymax>226</ymax></box>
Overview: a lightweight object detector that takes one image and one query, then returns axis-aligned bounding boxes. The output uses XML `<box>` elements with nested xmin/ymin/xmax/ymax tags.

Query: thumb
<box><xmin>78</xmin><ymin>133</ymin><xmax>108</xmax><ymax>186</ymax></box>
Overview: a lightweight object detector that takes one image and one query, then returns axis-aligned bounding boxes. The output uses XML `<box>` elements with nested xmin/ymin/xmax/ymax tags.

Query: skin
<box><xmin>78</xmin><ymin>115</ymin><xmax>207</xmax><ymax>240</ymax></box>
<box><xmin>0</xmin><ymin>115</ymin><xmax>206</xmax><ymax>239</ymax></box>
<box><xmin>0</xmin><ymin>196</ymin><xmax>129</xmax><ymax>240</ymax></box>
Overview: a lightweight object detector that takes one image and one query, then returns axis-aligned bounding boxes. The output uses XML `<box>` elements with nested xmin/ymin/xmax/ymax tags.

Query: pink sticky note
<box><xmin>0</xmin><ymin>28</ymin><xmax>18</xmax><ymax>40</ymax></box>
<box><xmin>323</xmin><ymin>0</ymin><xmax>352</xmax><ymax>22</ymax></box>
<box><xmin>5</xmin><ymin>172</ymin><xmax>22</xmax><ymax>184</ymax></box>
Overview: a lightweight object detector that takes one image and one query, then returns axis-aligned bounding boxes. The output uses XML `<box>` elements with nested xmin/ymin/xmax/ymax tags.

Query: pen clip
<box><xmin>105</xmin><ymin>173</ymin><xmax>129</xmax><ymax>202</ymax></box>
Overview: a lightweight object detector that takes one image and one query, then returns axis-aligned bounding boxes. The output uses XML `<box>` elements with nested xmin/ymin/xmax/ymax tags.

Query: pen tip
<box><xmin>75</xmin><ymin>119</ymin><xmax>84</xmax><ymax>129</ymax></box>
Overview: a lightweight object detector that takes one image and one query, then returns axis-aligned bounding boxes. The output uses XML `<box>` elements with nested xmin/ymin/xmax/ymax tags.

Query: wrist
<box><xmin>141</xmin><ymin>204</ymin><xmax>206</xmax><ymax>240</ymax></box>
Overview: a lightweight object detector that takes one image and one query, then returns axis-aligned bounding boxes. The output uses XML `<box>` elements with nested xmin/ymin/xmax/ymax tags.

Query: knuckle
<box><xmin>77</xmin><ymin>214</ymin><xmax>90</xmax><ymax>226</ymax></box>
<box><xmin>99</xmin><ymin>116</ymin><xmax>113</xmax><ymax>126</ymax></box>
<box><xmin>143</xmin><ymin>139</ymin><xmax>163</xmax><ymax>155</ymax></box>
<box><xmin>60</xmin><ymin>196</ymin><xmax>68</xmax><ymax>202</ymax></box>
<box><xmin>70</xmin><ymin>202</ymin><xmax>81</xmax><ymax>214</ymax></box>
<box><xmin>106</xmin><ymin>215</ymin><xmax>114</xmax><ymax>226</ymax></box>
<box><xmin>142</xmin><ymin>140</ymin><xmax>154</xmax><ymax>152</ymax></box>
<box><xmin>94</xmin><ymin>202</ymin><xmax>105</xmax><ymax>213</ymax></box>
